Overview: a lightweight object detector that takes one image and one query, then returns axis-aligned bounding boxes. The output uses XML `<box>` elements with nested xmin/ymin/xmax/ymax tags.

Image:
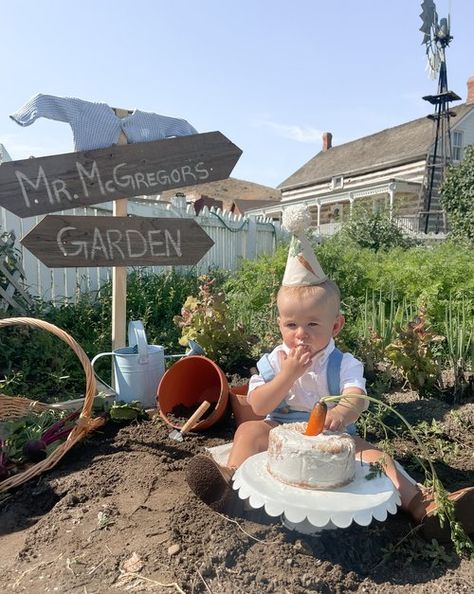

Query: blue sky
<box><xmin>0</xmin><ymin>0</ymin><xmax>473</xmax><ymax>188</ymax></box>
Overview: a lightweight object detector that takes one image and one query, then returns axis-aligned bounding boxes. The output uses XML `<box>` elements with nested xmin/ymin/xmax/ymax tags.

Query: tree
<box><xmin>341</xmin><ymin>208</ymin><xmax>416</xmax><ymax>252</ymax></box>
<box><xmin>441</xmin><ymin>144</ymin><xmax>474</xmax><ymax>242</ymax></box>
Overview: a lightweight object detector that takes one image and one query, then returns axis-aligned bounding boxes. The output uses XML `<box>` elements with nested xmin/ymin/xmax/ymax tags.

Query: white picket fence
<box><xmin>0</xmin><ymin>198</ymin><xmax>280</xmax><ymax>303</ymax></box>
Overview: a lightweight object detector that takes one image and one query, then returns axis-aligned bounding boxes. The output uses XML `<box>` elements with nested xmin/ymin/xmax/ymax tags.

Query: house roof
<box><xmin>279</xmin><ymin>102</ymin><xmax>474</xmax><ymax>190</ymax></box>
<box><xmin>160</xmin><ymin>177</ymin><xmax>281</xmax><ymax>206</ymax></box>
<box><xmin>231</xmin><ymin>198</ymin><xmax>281</xmax><ymax>214</ymax></box>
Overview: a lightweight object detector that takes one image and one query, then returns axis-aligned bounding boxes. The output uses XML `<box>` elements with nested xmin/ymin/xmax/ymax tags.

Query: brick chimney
<box><xmin>467</xmin><ymin>76</ymin><xmax>474</xmax><ymax>103</ymax></box>
<box><xmin>322</xmin><ymin>132</ymin><xmax>333</xmax><ymax>151</ymax></box>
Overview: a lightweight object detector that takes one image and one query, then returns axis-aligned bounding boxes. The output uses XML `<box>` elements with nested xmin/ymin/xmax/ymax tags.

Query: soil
<box><xmin>1</xmin><ymin>390</ymin><xmax>473</xmax><ymax>594</ymax></box>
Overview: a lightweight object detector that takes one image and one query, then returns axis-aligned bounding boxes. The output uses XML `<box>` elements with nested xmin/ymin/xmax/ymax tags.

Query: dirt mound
<box><xmin>0</xmin><ymin>393</ymin><xmax>473</xmax><ymax>593</ymax></box>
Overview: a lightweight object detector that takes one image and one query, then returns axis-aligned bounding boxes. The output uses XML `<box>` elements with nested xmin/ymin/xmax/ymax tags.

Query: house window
<box><xmin>330</xmin><ymin>203</ymin><xmax>342</xmax><ymax>221</ymax></box>
<box><xmin>330</xmin><ymin>176</ymin><xmax>344</xmax><ymax>190</ymax></box>
<box><xmin>452</xmin><ymin>131</ymin><xmax>463</xmax><ymax>161</ymax></box>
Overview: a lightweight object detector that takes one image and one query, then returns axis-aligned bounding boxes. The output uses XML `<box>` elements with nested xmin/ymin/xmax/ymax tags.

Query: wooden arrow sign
<box><xmin>21</xmin><ymin>215</ymin><xmax>215</xmax><ymax>268</ymax></box>
<box><xmin>0</xmin><ymin>131</ymin><xmax>242</xmax><ymax>218</ymax></box>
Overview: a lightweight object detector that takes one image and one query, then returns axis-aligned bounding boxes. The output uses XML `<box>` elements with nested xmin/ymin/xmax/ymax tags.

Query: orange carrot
<box><xmin>304</xmin><ymin>401</ymin><xmax>327</xmax><ymax>436</ymax></box>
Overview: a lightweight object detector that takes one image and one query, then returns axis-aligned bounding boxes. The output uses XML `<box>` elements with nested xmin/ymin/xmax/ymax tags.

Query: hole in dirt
<box><xmin>0</xmin><ymin>483</ymin><xmax>61</xmax><ymax>535</ymax></box>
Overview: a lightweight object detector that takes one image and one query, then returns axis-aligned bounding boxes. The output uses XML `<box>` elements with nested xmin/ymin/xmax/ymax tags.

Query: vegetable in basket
<box><xmin>3</xmin><ymin>409</ymin><xmax>80</xmax><ymax>464</ymax></box>
<box><xmin>22</xmin><ymin>409</ymin><xmax>81</xmax><ymax>462</ymax></box>
<box><xmin>3</xmin><ymin>409</ymin><xmax>64</xmax><ymax>461</ymax></box>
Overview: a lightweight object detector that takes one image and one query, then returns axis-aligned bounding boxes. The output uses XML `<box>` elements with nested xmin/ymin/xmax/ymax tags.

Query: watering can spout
<box><xmin>164</xmin><ymin>339</ymin><xmax>205</xmax><ymax>359</ymax></box>
<box><xmin>186</xmin><ymin>340</ymin><xmax>205</xmax><ymax>356</ymax></box>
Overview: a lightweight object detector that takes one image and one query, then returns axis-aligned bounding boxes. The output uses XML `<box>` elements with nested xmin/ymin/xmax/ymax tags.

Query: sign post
<box><xmin>21</xmin><ymin>215</ymin><xmax>215</xmax><ymax>268</ymax></box>
<box><xmin>112</xmin><ymin>108</ymin><xmax>129</xmax><ymax>350</ymax></box>
<box><xmin>0</xmin><ymin>132</ymin><xmax>242</xmax><ymax>218</ymax></box>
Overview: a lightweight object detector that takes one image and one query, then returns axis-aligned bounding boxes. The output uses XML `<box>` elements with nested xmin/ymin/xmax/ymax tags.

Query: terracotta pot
<box><xmin>157</xmin><ymin>356</ymin><xmax>229</xmax><ymax>431</ymax></box>
<box><xmin>230</xmin><ymin>383</ymin><xmax>264</xmax><ymax>426</ymax></box>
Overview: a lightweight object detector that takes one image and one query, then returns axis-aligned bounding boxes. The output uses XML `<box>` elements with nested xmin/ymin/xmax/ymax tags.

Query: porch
<box><xmin>294</xmin><ymin>179</ymin><xmax>447</xmax><ymax>237</ymax></box>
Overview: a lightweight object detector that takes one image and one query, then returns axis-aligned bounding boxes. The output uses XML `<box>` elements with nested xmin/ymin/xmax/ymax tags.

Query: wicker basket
<box><xmin>0</xmin><ymin>317</ymin><xmax>106</xmax><ymax>493</ymax></box>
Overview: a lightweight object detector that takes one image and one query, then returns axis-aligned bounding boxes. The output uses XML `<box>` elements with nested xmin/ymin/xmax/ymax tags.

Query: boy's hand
<box><xmin>324</xmin><ymin>407</ymin><xmax>347</xmax><ymax>432</ymax></box>
<box><xmin>248</xmin><ymin>347</ymin><xmax>313</xmax><ymax>416</ymax></box>
<box><xmin>278</xmin><ymin>346</ymin><xmax>312</xmax><ymax>383</ymax></box>
<box><xmin>324</xmin><ymin>389</ymin><xmax>367</xmax><ymax>431</ymax></box>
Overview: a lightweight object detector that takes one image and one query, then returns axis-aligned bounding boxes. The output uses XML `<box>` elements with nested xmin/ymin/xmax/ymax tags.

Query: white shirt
<box><xmin>248</xmin><ymin>338</ymin><xmax>367</xmax><ymax>412</ymax></box>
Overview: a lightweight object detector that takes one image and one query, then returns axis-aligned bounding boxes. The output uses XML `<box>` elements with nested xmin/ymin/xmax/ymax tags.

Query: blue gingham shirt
<box><xmin>10</xmin><ymin>94</ymin><xmax>198</xmax><ymax>151</ymax></box>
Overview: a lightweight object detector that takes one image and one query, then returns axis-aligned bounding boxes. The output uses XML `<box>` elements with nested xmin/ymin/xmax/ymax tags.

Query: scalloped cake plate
<box><xmin>233</xmin><ymin>452</ymin><xmax>401</xmax><ymax>532</ymax></box>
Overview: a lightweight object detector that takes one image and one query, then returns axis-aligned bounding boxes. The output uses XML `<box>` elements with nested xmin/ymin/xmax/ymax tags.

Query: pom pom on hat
<box><xmin>281</xmin><ymin>205</ymin><xmax>327</xmax><ymax>286</ymax></box>
<box><xmin>282</xmin><ymin>205</ymin><xmax>311</xmax><ymax>235</ymax></box>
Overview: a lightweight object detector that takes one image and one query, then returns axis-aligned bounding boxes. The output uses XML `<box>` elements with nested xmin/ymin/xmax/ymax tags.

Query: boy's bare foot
<box><xmin>185</xmin><ymin>454</ymin><xmax>236</xmax><ymax>512</ymax></box>
<box><xmin>407</xmin><ymin>486</ymin><xmax>474</xmax><ymax>542</ymax></box>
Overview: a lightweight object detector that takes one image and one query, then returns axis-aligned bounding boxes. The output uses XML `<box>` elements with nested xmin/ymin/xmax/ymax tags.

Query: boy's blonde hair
<box><xmin>277</xmin><ymin>280</ymin><xmax>341</xmax><ymax>318</ymax></box>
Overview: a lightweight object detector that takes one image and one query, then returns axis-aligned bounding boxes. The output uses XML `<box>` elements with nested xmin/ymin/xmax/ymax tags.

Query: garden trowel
<box><xmin>168</xmin><ymin>400</ymin><xmax>211</xmax><ymax>442</ymax></box>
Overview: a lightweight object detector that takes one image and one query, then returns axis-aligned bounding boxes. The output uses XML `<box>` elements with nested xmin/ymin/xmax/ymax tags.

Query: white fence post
<box><xmin>247</xmin><ymin>216</ymin><xmax>257</xmax><ymax>260</ymax></box>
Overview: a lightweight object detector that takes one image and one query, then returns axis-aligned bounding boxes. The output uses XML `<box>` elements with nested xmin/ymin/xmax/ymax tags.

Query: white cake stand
<box><xmin>232</xmin><ymin>452</ymin><xmax>401</xmax><ymax>534</ymax></box>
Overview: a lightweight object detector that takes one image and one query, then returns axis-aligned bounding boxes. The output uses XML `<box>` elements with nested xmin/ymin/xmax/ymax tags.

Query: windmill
<box><xmin>418</xmin><ymin>0</ymin><xmax>460</xmax><ymax>233</ymax></box>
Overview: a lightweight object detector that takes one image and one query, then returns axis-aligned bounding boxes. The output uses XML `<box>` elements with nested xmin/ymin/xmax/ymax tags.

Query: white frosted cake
<box><xmin>267</xmin><ymin>422</ymin><xmax>356</xmax><ymax>489</ymax></box>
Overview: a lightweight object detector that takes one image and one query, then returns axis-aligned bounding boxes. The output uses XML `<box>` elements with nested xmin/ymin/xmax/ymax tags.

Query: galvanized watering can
<box><xmin>91</xmin><ymin>321</ymin><xmax>203</xmax><ymax>409</ymax></box>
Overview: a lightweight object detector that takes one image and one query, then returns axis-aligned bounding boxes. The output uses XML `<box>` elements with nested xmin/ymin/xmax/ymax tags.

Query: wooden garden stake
<box><xmin>111</xmin><ymin>108</ymin><xmax>130</xmax><ymax>350</ymax></box>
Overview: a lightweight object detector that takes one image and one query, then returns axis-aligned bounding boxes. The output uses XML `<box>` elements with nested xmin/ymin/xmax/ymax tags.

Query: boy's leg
<box><xmin>353</xmin><ymin>436</ymin><xmax>474</xmax><ymax>541</ymax></box>
<box><xmin>185</xmin><ymin>420</ymin><xmax>275</xmax><ymax>510</ymax></box>
<box><xmin>353</xmin><ymin>436</ymin><xmax>419</xmax><ymax>507</ymax></box>
<box><xmin>227</xmin><ymin>419</ymin><xmax>276</xmax><ymax>468</ymax></box>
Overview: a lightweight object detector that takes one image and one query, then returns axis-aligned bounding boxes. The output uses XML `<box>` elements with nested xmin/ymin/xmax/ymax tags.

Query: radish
<box><xmin>22</xmin><ymin>410</ymin><xmax>80</xmax><ymax>463</ymax></box>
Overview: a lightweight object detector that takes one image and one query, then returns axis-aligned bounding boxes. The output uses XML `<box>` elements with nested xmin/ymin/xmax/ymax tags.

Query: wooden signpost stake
<box><xmin>112</xmin><ymin>109</ymin><xmax>129</xmax><ymax>350</ymax></box>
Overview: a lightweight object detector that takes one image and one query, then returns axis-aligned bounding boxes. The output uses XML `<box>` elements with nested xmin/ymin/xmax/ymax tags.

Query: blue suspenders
<box><xmin>326</xmin><ymin>348</ymin><xmax>343</xmax><ymax>396</ymax></box>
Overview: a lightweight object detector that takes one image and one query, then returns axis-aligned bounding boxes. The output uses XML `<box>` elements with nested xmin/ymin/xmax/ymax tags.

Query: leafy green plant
<box><xmin>353</xmin><ymin>291</ymin><xmax>417</xmax><ymax>379</ymax></box>
<box><xmin>2</xmin><ymin>236</ymin><xmax>473</xmax><ymax>401</ymax></box>
<box><xmin>369</xmin><ymin>241</ymin><xmax>474</xmax><ymax>321</ymax></box>
<box><xmin>0</xmin><ymin>270</ymin><xmax>205</xmax><ymax>402</ymax></box>
<box><xmin>382</xmin><ymin>536</ymin><xmax>453</xmax><ymax>567</ymax></box>
<box><xmin>1</xmin><ymin>408</ymin><xmax>67</xmax><ymax>463</ymax></box>
<box><xmin>360</xmin><ymin>292</ymin><xmax>417</xmax><ymax>348</ymax></box>
<box><xmin>354</xmin><ymin>328</ymin><xmax>386</xmax><ymax>381</ymax></box>
<box><xmin>340</xmin><ymin>208</ymin><xmax>417</xmax><ymax>252</ymax></box>
<box><xmin>443</xmin><ymin>296</ymin><xmax>474</xmax><ymax>401</ymax></box>
<box><xmin>37</xmin><ymin>268</ymin><xmax>203</xmax><ymax>356</ymax></box>
<box><xmin>0</xmin><ymin>230</ymin><xmax>32</xmax><ymax>313</ymax></box>
<box><xmin>0</xmin><ymin>323</ymin><xmax>87</xmax><ymax>402</ymax></box>
<box><xmin>385</xmin><ymin>307</ymin><xmax>444</xmax><ymax>398</ymax></box>
<box><xmin>174</xmin><ymin>275</ymin><xmax>254</xmax><ymax>373</ymax></box>
<box><xmin>441</xmin><ymin>144</ymin><xmax>474</xmax><ymax>242</ymax></box>
<box><xmin>365</xmin><ymin>459</ymin><xmax>386</xmax><ymax>480</ymax></box>
<box><xmin>317</xmin><ymin>234</ymin><xmax>374</xmax><ymax>324</ymax></box>
<box><xmin>407</xmin><ymin>419</ymin><xmax>459</xmax><ymax>462</ymax></box>
<box><xmin>225</xmin><ymin>236</ymin><xmax>473</xmax><ymax>367</ymax></box>
<box><xmin>109</xmin><ymin>400</ymin><xmax>148</xmax><ymax>423</ymax></box>
<box><xmin>447</xmin><ymin>408</ymin><xmax>474</xmax><ymax>435</ymax></box>
<box><xmin>224</xmin><ymin>244</ymin><xmax>286</xmax><ymax>353</ymax></box>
